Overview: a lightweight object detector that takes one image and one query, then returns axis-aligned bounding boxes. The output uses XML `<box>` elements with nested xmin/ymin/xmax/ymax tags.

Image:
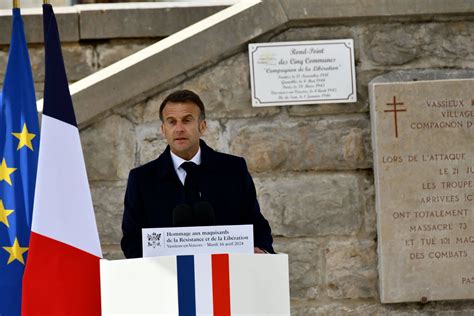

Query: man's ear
<box><xmin>160</xmin><ymin>123</ymin><xmax>165</xmax><ymax>135</ymax></box>
<box><xmin>199</xmin><ymin>120</ymin><xmax>207</xmax><ymax>134</ymax></box>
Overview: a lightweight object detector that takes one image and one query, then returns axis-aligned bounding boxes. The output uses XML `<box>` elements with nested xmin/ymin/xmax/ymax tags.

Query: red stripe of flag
<box><xmin>22</xmin><ymin>232</ymin><xmax>101</xmax><ymax>316</ymax></box>
<box><xmin>211</xmin><ymin>254</ymin><xmax>231</xmax><ymax>316</ymax></box>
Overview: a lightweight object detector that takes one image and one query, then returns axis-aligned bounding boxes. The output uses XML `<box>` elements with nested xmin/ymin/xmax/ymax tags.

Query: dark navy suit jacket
<box><xmin>121</xmin><ymin>140</ymin><xmax>274</xmax><ymax>258</ymax></box>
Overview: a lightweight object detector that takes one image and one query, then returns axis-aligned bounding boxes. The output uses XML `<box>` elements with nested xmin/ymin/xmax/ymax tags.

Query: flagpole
<box><xmin>13</xmin><ymin>0</ymin><xmax>19</xmax><ymax>9</ymax></box>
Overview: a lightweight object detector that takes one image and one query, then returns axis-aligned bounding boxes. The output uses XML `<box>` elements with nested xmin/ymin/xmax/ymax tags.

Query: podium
<box><xmin>100</xmin><ymin>253</ymin><xmax>290</xmax><ymax>316</ymax></box>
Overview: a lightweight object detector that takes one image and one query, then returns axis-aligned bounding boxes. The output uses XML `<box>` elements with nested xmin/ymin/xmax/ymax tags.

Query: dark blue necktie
<box><xmin>181</xmin><ymin>161</ymin><xmax>200</xmax><ymax>206</ymax></box>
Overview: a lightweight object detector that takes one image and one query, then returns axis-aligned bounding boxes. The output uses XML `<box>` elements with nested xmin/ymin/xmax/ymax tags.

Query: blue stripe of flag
<box><xmin>177</xmin><ymin>255</ymin><xmax>196</xmax><ymax>316</ymax></box>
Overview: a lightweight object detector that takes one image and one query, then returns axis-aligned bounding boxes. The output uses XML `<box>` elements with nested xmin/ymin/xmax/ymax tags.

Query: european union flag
<box><xmin>0</xmin><ymin>8</ymin><xmax>39</xmax><ymax>316</ymax></box>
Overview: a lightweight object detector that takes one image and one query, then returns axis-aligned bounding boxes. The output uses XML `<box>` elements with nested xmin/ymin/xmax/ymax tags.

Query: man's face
<box><xmin>161</xmin><ymin>101</ymin><xmax>206</xmax><ymax>160</ymax></box>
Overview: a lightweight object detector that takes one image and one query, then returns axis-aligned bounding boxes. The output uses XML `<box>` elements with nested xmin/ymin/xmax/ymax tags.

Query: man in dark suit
<box><xmin>121</xmin><ymin>90</ymin><xmax>274</xmax><ymax>258</ymax></box>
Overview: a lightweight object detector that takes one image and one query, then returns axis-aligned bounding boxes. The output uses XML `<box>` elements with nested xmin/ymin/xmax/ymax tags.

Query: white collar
<box><xmin>170</xmin><ymin>147</ymin><xmax>201</xmax><ymax>171</ymax></box>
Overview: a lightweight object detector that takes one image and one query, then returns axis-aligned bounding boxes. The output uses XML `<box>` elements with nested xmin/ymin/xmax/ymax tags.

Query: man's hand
<box><xmin>254</xmin><ymin>247</ymin><xmax>267</xmax><ymax>254</ymax></box>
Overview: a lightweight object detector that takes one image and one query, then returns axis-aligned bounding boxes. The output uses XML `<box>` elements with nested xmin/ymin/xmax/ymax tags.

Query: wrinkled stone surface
<box><xmin>291</xmin><ymin>303</ymin><xmax>382</xmax><ymax>316</ymax></box>
<box><xmin>91</xmin><ymin>182</ymin><xmax>127</xmax><ymax>246</ymax></box>
<box><xmin>365</xmin><ymin>22</ymin><xmax>474</xmax><ymax>66</ymax></box>
<box><xmin>96</xmin><ymin>39</ymin><xmax>154</xmax><ymax>68</ymax></box>
<box><xmin>29</xmin><ymin>44</ymin><xmax>95</xmax><ymax>82</ymax></box>
<box><xmin>102</xmin><ymin>245</ymin><xmax>126</xmax><ymax>260</ymax></box>
<box><xmin>230</xmin><ymin>116</ymin><xmax>372</xmax><ymax>173</ymax></box>
<box><xmin>81</xmin><ymin>114</ymin><xmax>135</xmax><ymax>181</ymax></box>
<box><xmin>274</xmin><ymin>237</ymin><xmax>323</xmax><ymax>299</ymax></box>
<box><xmin>135</xmin><ymin>120</ymin><xmax>167</xmax><ymax>165</ymax></box>
<box><xmin>325</xmin><ymin>239</ymin><xmax>378</xmax><ymax>299</ymax></box>
<box><xmin>254</xmin><ymin>172</ymin><xmax>363</xmax><ymax>237</ymax></box>
<box><xmin>0</xmin><ymin>48</ymin><xmax>7</xmax><ymax>82</ymax></box>
<box><xmin>361</xmin><ymin>171</ymin><xmax>376</xmax><ymax>235</ymax></box>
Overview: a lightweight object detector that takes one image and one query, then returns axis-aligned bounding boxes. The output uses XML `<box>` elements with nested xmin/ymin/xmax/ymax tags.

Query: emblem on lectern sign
<box><xmin>146</xmin><ymin>232</ymin><xmax>162</xmax><ymax>249</ymax></box>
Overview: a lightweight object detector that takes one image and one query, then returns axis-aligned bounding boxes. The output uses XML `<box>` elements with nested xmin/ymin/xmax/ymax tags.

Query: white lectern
<box><xmin>100</xmin><ymin>253</ymin><xmax>290</xmax><ymax>316</ymax></box>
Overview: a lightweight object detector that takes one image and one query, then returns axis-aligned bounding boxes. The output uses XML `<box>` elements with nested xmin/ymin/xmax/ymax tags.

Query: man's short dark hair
<box><xmin>159</xmin><ymin>89</ymin><xmax>206</xmax><ymax>122</ymax></box>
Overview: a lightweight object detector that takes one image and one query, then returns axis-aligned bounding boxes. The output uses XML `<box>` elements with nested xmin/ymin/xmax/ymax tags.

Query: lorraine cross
<box><xmin>384</xmin><ymin>96</ymin><xmax>407</xmax><ymax>138</ymax></box>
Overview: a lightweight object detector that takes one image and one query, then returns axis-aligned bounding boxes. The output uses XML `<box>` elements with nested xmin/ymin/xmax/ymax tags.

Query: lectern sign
<box><xmin>142</xmin><ymin>225</ymin><xmax>254</xmax><ymax>257</ymax></box>
<box><xmin>370</xmin><ymin>78</ymin><xmax>474</xmax><ymax>303</ymax></box>
<box><xmin>248</xmin><ymin>39</ymin><xmax>357</xmax><ymax>106</ymax></box>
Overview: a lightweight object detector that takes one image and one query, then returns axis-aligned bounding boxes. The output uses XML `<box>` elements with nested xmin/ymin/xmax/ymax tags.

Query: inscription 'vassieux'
<box><xmin>426</xmin><ymin>99</ymin><xmax>464</xmax><ymax>107</ymax></box>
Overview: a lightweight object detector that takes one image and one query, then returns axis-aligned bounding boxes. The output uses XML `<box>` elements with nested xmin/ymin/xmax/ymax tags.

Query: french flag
<box><xmin>21</xmin><ymin>3</ymin><xmax>102</xmax><ymax>315</ymax></box>
<box><xmin>100</xmin><ymin>253</ymin><xmax>290</xmax><ymax>316</ymax></box>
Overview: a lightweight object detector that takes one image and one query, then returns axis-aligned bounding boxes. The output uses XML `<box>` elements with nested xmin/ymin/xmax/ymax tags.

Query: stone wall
<box><xmin>2</xmin><ymin>1</ymin><xmax>474</xmax><ymax>314</ymax></box>
<box><xmin>0</xmin><ymin>38</ymin><xmax>155</xmax><ymax>99</ymax></box>
<box><xmin>82</xmin><ymin>17</ymin><xmax>474</xmax><ymax>314</ymax></box>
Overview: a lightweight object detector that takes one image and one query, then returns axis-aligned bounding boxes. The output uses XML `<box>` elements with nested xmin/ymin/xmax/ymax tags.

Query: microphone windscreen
<box><xmin>172</xmin><ymin>204</ymin><xmax>193</xmax><ymax>227</ymax></box>
<box><xmin>193</xmin><ymin>201</ymin><xmax>216</xmax><ymax>226</ymax></box>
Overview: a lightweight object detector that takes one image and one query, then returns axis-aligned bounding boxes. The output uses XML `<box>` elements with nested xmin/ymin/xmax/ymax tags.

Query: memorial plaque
<box><xmin>370</xmin><ymin>78</ymin><xmax>474</xmax><ymax>303</ymax></box>
<box><xmin>248</xmin><ymin>40</ymin><xmax>356</xmax><ymax>107</ymax></box>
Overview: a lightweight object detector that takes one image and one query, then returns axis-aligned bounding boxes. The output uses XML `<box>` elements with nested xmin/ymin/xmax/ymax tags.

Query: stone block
<box><xmin>81</xmin><ymin>114</ymin><xmax>135</xmax><ymax>181</ymax></box>
<box><xmin>0</xmin><ymin>48</ymin><xmax>7</xmax><ymax>81</ymax></box>
<box><xmin>91</xmin><ymin>182</ymin><xmax>127</xmax><ymax>246</ymax></box>
<box><xmin>325</xmin><ymin>239</ymin><xmax>378</xmax><ymax>299</ymax></box>
<box><xmin>379</xmin><ymin>306</ymin><xmax>474</xmax><ymax>316</ymax></box>
<box><xmin>121</xmin><ymin>100</ymin><xmax>146</xmax><ymax>125</ymax></box>
<box><xmin>279</xmin><ymin>0</ymin><xmax>474</xmax><ymax>22</ymax></box>
<box><xmin>364</xmin><ymin>22</ymin><xmax>474</xmax><ymax>67</ymax></box>
<box><xmin>34</xmin><ymin>82</ymin><xmax>44</xmax><ymax>101</ymax></box>
<box><xmin>273</xmin><ymin>237</ymin><xmax>323</xmax><ymax>300</ymax></box>
<box><xmin>229</xmin><ymin>116</ymin><xmax>371</xmax><ymax>173</ymax></box>
<box><xmin>361</xmin><ymin>171</ymin><xmax>376</xmax><ymax>235</ymax></box>
<box><xmin>96</xmin><ymin>40</ymin><xmax>154</xmax><ymax>68</ymax></box>
<box><xmin>29</xmin><ymin>44</ymin><xmax>95</xmax><ymax>82</ymax></box>
<box><xmin>200</xmin><ymin>120</ymin><xmax>227</xmax><ymax>153</ymax></box>
<box><xmin>254</xmin><ymin>172</ymin><xmax>363</xmax><ymax>237</ymax></box>
<box><xmin>290</xmin><ymin>303</ymin><xmax>382</xmax><ymax>316</ymax></box>
<box><xmin>287</xmin><ymin>102</ymin><xmax>366</xmax><ymax>118</ymax></box>
<box><xmin>0</xmin><ymin>7</ymin><xmax>79</xmax><ymax>45</ymax></box>
<box><xmin>28</xmin><ymin>47</ymin><xmax>44</xmax><ymax>83</ymax></box>
<box><xmin>140</xmin><ymin>97</ymin><xmax>163</xmax><ymax>124</ymax></box>
<box><xmin>77</xmin><ymin>2</ymin><xmax>232</xmax><ymax>39</ymax></box>
<box><xmin>102</xmin><ymin>244</ymin><xmax>125</xmax><ymax>260</ymax></box>
<box><xmin>63</xmin><ymin>44</ymin><xmax>97</xmax><ymax>81</ymax></box>
<box><xmin>135</xmin><ymin>121</ymin><xmax>167</xmax><ymax>166</ymax></box>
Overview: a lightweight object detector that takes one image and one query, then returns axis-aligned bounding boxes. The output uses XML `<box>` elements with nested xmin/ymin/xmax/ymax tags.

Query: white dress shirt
<box><xmin>170</xmin><ymin>148</ymin><xmax>201</xmax><ymax>185</ymax></box>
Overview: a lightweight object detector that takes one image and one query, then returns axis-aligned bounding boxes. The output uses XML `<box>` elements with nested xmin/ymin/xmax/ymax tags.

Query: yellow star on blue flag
<box><xmin>2</xmin><ymin>238</ymin><xmax>28</xmax><ymax>265</ymax></box>
<box><xmin>12</xmin><ymin>123</ymin><xmax>36</xmax><ymax>151</ymax></box>
<box><xmin>0</xmin><ymin>200</ymin><xmax>14</xmax><ymax>228</ymax></box>
<box><xmin>0</xmin><ymin>158</ymin><xmax>16</xmax><ymax>186</ymax></box>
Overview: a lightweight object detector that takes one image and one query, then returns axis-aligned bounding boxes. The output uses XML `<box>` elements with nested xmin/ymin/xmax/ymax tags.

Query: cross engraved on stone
<box><xmin>384</xmin><ymin>96</ymin><xmax>407</xmax><ymax>138</ymax></box>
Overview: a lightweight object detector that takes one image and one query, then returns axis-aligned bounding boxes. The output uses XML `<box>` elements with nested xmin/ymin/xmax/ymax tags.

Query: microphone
<box><xmin>193</xmin><ymin>201</ymin><xmax>216</xmax><ymax>226</ymax></box>
<box><xmin>172</xmin><ymin>204</ymin><xmax>193</xmax><ymax>227</ymax></box>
